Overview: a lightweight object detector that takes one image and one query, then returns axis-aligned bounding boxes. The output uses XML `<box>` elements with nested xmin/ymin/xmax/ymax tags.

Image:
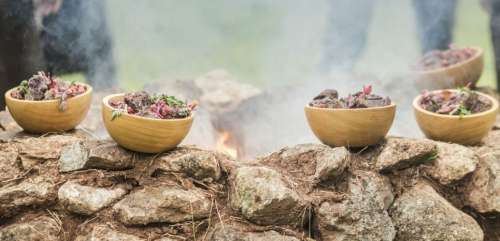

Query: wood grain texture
<box><xmin>304</xmin><ymin>104</ymin><xmax>396</xmax><ymax>147</ymax></box>
<box><xmin>413</xmin><ymin>90</ymin><xmax>499</xmax><ymax>145</ymax></box>
<box><xmin>4</xmin><ymin>84</ymin><xmax>92</xmax><ymax>133</ymax></box>
<box><xmin>102</xmin><ymin>94</ymin><xmax>194</xmax><ymax>153</ymax></box>
<box><xmin>415</xmin><ymin>47</ymin><xmax>484</xmax><ymax>90</ymax></box>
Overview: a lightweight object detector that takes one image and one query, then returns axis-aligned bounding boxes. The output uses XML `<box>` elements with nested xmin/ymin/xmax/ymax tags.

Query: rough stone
<box><xmin>208</xmin><ymin>224</ymin><xmax>301</xmax><ymax>241</ymax></box>
<box><xmin>390</xmin><ymin>182</ymin><xmax>484</xmax><ymax>241</ymax></box>
<box><xmin>15</xmin><ymin>135</ymin><xmax>81</xmax><ymax>169</ymax></box>
<box><xmin>230</xmin><ymin>166</ymin><xmax>305</xmax><ymax>226</ymax></box>
<box><xmin>154</xmin><ymin>238</ymin><xmax>177</xmax><ymax>241</ymax></box>
<box><xmin>58</xmin><ymin>181</ymin><xmax>128</xmax><ymax>215</ymax></box>
<box><xmin>0</xmin><ymin>144</ymin><xmax>21</xmax><ymax>182</ymax></box>
<box><xmin>157</xmin><ymin>150</ymin><xmax>222</xmax><ymax>181</ymax></box>
<box><xmin>266</xmin><ymin>143</ymin><xmax>350</xmax><ymax>183</ymax></box>
<box><xmin>426</xmin><ymin>142</ymin><xmax>478</xmax><ymax>185</ymax></box>
<box><xmin>465</xmin><ymin>151</ymin><xmax>500</xmax><ymax>213</ymax></box>
<box><xmin>75</xmin><ymin>224</ymin><xmax>144</xmax><ymax>241</ymax></box>
<box><xmin>59</xmin><ymin>140</ymin><xmax>134</xmax><ymax>172</ymax></box>
<box><xmin>317</xmin><ymin>170</ymin><xmax>395</xmax><ymax>241</ymax></box>
<box><xmin>0</xmin><ymin>216</ymin><xmax>60</xmax><ymax>241</ymax></box>
<box><xmin>376</xmin><ymin>137</ymin><xmax>437</xmax><ymax>172</ymax></box>
<box><xmin>0</xmin><ymin>175</ymin><xmax>57</xmax><ymax>218</ymax></box>
<box><xmin>314</xmin><ymin>146</ymin><xmax>350</xmax><ymax>182</ymax></box>
<box><xmin>113</xmin><ymin>185</ymin><xmax>211</xmax><ymax>225</ymax></box>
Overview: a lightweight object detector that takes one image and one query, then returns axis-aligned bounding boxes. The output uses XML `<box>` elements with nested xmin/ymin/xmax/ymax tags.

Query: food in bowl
<box><xmin>102</xmin><ymin>92</ymin><xmax>196</xmax><ymax>153</ymax></box>
<box><xmin>305</xmin><ymin>85</ymin><xmax>395</xmax><ymax>147</ymax></box>
<box><xmin>10</xmin><ymin>71</ymin><xmax>87</xmax><ymax>111</ymax></box>
<box><xmin>419</xmin><ymin>86</ymin><xmax>492</xmax><ymax>116</ymax></box>
<box><xmin>413</xmin><ymin>88</ymin><xmax>498</xmax><ymax>145</ymax></box>
<box><xmin>416</xmin><ymin>46</ymin><xmax>476</xmax><ymax>71</ymax></box>
<box><xmin>309</xmin><ymin>85</ymin><xmax>391</xmax><ymax>109</ymax></box>
<box><xmin>108</xmin><ymin>91</ymin><xmax>197</xmax><ymax>120</ymax></box>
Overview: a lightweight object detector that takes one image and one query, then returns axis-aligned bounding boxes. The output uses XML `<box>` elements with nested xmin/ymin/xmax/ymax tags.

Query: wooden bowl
<box><xmin>304</xmin><ymin>104</ymin><xmax>396</xmax><ymax>147</ymax></box>
<box><xmin>415</xmin><ymin>47</ymin><xmax>484</xmax><ymax>90</ymax></box>
<box><xmin>4</xmin><ymin>84</ymin><xmax>92</xmax><ymax>133</ymax></box>
<box><xmin>102</xmin><ymin>94</ymin><xmax>194</xmax><ymax>153</ymax></box>
<box><xmin>413</xmin><ymin>90</ymin><xmax>499</xmax><ymax>145</ymax></box>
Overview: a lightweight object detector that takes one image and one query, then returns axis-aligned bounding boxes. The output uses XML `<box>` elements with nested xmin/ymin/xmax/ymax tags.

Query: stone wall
<box><xmin>0</xmin><ymin>110</ymin><xmax>499</xmax><ymax>241</ymax></box>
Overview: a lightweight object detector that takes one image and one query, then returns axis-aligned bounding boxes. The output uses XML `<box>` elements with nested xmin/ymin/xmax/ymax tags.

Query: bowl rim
<box><xmin>4</xmin><ymin>82</ymin><xmax>93</xmax><ymax>104</ymax></box>
<box><xmin>414</xmin><ymin>47</ymin><xmax>484</xmax><ymax>75</ymax></box>
<box><xmin>102</xmin><ymin>93</ymin><xmax>194</xmax><ymax>122</ymax></box>
<box><xmin>412</xmin><ymin>89</ymin><xmax>499</xmax><ymax>119</ymax></box>
<box><xmin>304</xmin><ymin>102</ymin><xmax>396</xmax><ymax>112</ymax></box>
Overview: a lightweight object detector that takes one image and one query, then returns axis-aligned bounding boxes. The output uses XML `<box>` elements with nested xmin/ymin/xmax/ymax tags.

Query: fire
<box><xmin>216</xmin><ymin>131</ymin><xmax>238</xmax><ymax>159</ymax></box>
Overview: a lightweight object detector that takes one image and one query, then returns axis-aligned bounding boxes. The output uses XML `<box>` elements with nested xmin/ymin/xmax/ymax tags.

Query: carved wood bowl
<box><xmin>4</xmin><ymin>84</ymin><xmax>92</xmax><ymax>133</ymax></box>
<box><xmin>304</xmin><ymin>104</ymin><xmax>396</xmax><ymax>147</ymax></box>
<box><xmin>413</xmin><ymin>89</ymin><xmax>499</xmax><ymax>145</ymax></box>
<box><xmin>102</xmin><ymin>94</ymin><xmax>194</xmax><ymax>153</ymax></box>
<box><xmin>415</xmin><ymin>47</ymin><xmax>484</xmax><ymax>90</ymax></box>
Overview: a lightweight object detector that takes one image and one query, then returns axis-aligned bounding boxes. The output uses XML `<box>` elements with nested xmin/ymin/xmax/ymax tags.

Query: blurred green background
<box><xmin>64</xmin><ymin>0</ymin><xmax>497</xmax><ymax>89</ymax></box>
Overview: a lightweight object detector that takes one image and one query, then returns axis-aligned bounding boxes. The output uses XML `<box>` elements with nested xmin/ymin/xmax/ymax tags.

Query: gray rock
<box><xmin>58</xmin><ymin>181</ymin><xmax>128</xmax><ymax>215</ymax></box>
<box><xmin>376</xmin><ymin>137</ymin><xmax>437</xmax><ymax>172</ymax></box>
<box><xmin>465</xmin><ymin>151</ymin><xmax>500</xmax><ymax>213</ymax></box>
<box><xmin>0</xmin><ymin>216</ymin><xmax>60</xmax><ymax>241</ymax></box>
<box><xmin>0</xmin><ymin>176</ymin><xmax>57</xmax><ymax>218</ymax></box>
<box><xmin>208</xmin><ymin>224</ymin><xmax>301</xmax><ymax>241</ymax></box>
<box><xmin>158</xmin><ymin>150</ymin><xmax>222</xmax><ymax>181</ymax></box>
<box><xmin>317</xmin><ymin>170</ymin><xmax>395</xmax><ymax>241</ymax></box>
<box><xmin>113</xmin><ymin>186</ymin><xmax>211</xmax><ymax>225</ymax></box>
<box><xmin>390</xmin><ymin>182</ymin><xmax>483</xmax><ymax>241</ymax></box>
<box><xmin>59</xmin><ymin>140</ymin><xmax>134</xmax><ymax>172</ymax></box>
<box><xmin>75</xmin><ymin>224</ymin><xmax>144</xmax><ymax>241</ymax></box>
<box><xmin>426</xmin><ymin>142</ymin><xmax>478</xmax><ymax>185</ymax></box>
<box><xmin>314</xmin><ymin>146</ymin><xmax>350</xmax><ymax>182</ymax></box>
<box><xmin>277</xmin><ymin>143</ymin><xmax>350</xmax><ymax>182</ymax></box>
<box><xmin>230</xmin><ymin>166</ymin><xmax>305</xmax><ymax>225</ymax></box>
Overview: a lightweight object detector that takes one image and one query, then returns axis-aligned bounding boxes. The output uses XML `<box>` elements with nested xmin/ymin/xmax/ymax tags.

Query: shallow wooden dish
<box><xmin>305</xmin><ymin>104</ymin><xmax>396</xmax><ymax>147</ymax></box>
<box><xmin>102</xmin><ymin>94</ymin><xmax>194</xmax><ymax>153</ymax></box>
<box><xmin>4</xmin><ymin>84</ymin><xmax>92</xmax><ymax>133</ymax></box>
<box><xmin>413</xmin><ymin>90</ymin><xmax>499</xmax><ymax>145</ymax></box>
<box><xmin>415</xmin><ymin>47</ymin><xmax>484</xmax><ymax>90</ymax></box>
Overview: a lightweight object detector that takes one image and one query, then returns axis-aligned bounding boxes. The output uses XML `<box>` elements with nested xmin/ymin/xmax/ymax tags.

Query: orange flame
<box><xmin>216</xmin><ymin>131</ymin><xmax>238</xmax><ymax>159</ymax></box>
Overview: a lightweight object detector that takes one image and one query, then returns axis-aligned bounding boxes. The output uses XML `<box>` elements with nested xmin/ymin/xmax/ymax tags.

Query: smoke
<box><xmin>100</xmin><ymin>1</ymin><xmax>451</xmax><ymax>157</ymax></box>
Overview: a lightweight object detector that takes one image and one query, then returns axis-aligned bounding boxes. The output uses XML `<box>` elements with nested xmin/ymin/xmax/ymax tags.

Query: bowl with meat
<box><xmin>102</xmin><ymin>91</ymin><xmax>196</xmax><ymax>153</ymax></box>
<box><xmin>4</xmin><ymin>71</ymin><xmax>92</xmax><ymax>133</ymax></box>
<box><xmin>305</xmin><ymin>85</ymin><xmax>396</xmax><ymax>147</ymax></box>
<box><xmin>413</xmin><ymin>87</ymin><xmax>498</xmax><ymax>145</ymax></box>
<box><xmin>414</xmin><ymin>46</ymin><xmax>483</xmax><ymax>90</ymax></box>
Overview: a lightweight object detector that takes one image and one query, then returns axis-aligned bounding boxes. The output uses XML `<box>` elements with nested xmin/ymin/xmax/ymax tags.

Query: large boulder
<box><xmin>0</xmin><ymin>216</ymin><xmax>60</xmax><ymax>241</ymax></box>
<box><xmin>0</xmin><ymin>175</ymin><xmax>57</xmax><ymax>218</ymax></box>
<box><xmin>425</xmin><ymin>142</ymin><xmax>478</xmax><ymax>185</ymax></box>
<box><xmin>208</xmin><ymin>224</ymin><xmax>301</xmax><ymax>241</ymax></box>
<box><xmin>376</xmin><ymin>137</ymin><xmax>436</xmax><ymax>172</ymax></box>
<box><xmin>156</xmin><ymin>149</ymin><xmax>222</xmax><ymax>182</ymax></box>
<box><xmin>465</xmin><ymin>151</ymin><xmax>500</xmax><ymax>213</ymax></box>
<box><xmin>317</xmin><ymin>170</ymin><xmax>395</xmax><ymax>241</ymax></box>
<box><xmin>59</xmin><ymin>140</ymin><xmax>134</xmax><ymax>172</ymax></box>
<box><xmin>390</xmin><ymin>182</ymin><xmax>483</xmax><ymax>241</ymax></box>
<box><xmin>230</xmin><ymin>166</ymin><xmax>305</xmax><ymax>225</ymax></box>
<box><xmin>58</xmin><ymin>181</ymin><xmax>128</xmax><ymax>215</ymax></box>
<box><xmin>113</xmin><ymin>185</ymin><xmax>211</xmax><ymax>225</ymax></box>
<box><xmin>75</xmin><ymin>224</ymin><xmax>144</xmax><ymax>241</ymax></box>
